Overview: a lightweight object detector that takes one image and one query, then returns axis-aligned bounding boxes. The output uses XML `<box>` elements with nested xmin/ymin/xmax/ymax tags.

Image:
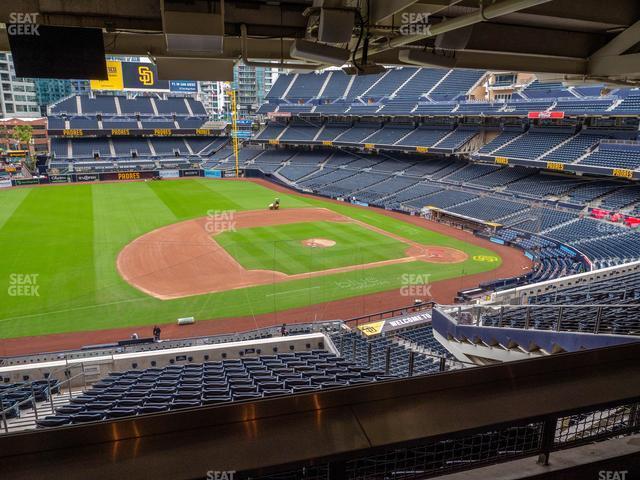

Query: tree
<box><xmin>12</xmin><ymin>124</ymin><xmax>35</xmax><ymax>172</ymax></box>
<box><xmin>12</xmin><ymin>124</ymin><xmax>33</xmax><ymax>150</ymax></box>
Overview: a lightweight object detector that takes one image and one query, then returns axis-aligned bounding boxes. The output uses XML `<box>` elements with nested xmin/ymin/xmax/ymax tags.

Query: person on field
<box><xmin>131</xmin><ymin>332</ymin><xmax>139</xmax><ymax>340</ymax></box>
<box><xmin>153</xmin><ymin>325</ymin><xmax>161</xmax><ymax>341</ymax></box>
<box><xmin>280</xmin><ymin>323</ymin><xmax>288</xmax><ymax>336</ymax></box>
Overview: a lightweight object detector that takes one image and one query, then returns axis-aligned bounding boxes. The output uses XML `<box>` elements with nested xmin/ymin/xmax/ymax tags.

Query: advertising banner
<box><xmin>13</xmin><ymin>178</ymin><xmax>40</xmax><ymax>186</ymax></box>
<box><xmin>47</xmin><ymin>174</ymin><xmax>71</xmax><ymax>184</ymax></box>
<box><xmin>101</xmin><ymin>171</ymin><xmax>157</xmax><ymax>181</ymax></box>
<box><xmin>122</xmin><ymin>62</ymin><xmax>170</xmax><ymax>91</ymax></box>
<box><xmin>159</xmin><ymin>169</ymin><xmax>180</xmax><ymax>179</ymax></box>
<box><xmin>90</xmin><ymin>60</ymin><xmax>124</xmax><ymax>91</ymax></box>
<box><xmin>169</xmin><ymin>80</ymin><xmax>197</xmax><ymax>93</ymax></box>
<box><xmin>73</xmin><ymin>173</ymin><xmax>100</xmax><ymax>183</ymax></box>
<box><xmin>0</xmin><ymin>179</ymin><xmax>13</xmax><ymax>188</ymax></box>
<box><xmin>180</xmin><ymin>169</ymin><xmax>202</xmax><ymax>177</ymax></box>
<box><xmin>204</xmin><ymin>169</ymin><xmax>223</xmax><ymax>178</ymax></box>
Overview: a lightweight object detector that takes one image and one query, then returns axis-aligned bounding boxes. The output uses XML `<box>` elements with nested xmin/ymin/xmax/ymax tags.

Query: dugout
<box><xmin>422</xmin><ymin>206</ymin><xmax>502</xmax><ymax>234</ymax></box>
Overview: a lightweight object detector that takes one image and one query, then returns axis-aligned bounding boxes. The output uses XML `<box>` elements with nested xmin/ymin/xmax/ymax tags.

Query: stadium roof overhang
<box><xmin>0</xmin><ymin>0</ymin><xmax>639</xmax><ymax>85</ymax></box>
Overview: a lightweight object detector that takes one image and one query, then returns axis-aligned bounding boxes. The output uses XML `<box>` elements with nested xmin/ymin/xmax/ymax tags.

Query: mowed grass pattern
<box><xmin>215</xmin><ymin>221</ymin><xmax>409</xmax><ymax>274</ymax></box>
<box><xmin>0</xmin><ymin>179</ymin><xmax>503</xmax><ymax>339</ymax></box>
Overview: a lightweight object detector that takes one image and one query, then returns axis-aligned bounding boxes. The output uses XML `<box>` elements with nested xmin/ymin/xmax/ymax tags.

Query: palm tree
<box><xmin>12</xmin><ymin>124</ymin><xmax>33</xmax><ymax>151</ymax></box>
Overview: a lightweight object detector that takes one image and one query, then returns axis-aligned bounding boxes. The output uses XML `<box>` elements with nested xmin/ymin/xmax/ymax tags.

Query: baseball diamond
<box><xmin>0</xmin><ymin>178</ymin><xmax>528</xmax><ymax>351</ymax></box>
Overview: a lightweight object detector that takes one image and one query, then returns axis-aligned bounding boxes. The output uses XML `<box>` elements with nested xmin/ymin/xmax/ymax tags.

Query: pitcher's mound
<box><xmin>301</xmin><ymin>238</ymin><xmax>336</xmax><ymax>248</ymax></box>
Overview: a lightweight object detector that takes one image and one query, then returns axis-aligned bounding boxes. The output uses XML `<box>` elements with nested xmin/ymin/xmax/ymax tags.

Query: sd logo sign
<box><xmin>138</xmin><ymin>66</ymin><xmax>154</xmax><ymax>85</ymax></box>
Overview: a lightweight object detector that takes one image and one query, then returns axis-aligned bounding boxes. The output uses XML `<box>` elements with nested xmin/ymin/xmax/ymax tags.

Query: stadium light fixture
<box><xmin>290</xmin><ymin>39</ymin><xmax>350</xmax><ymax>67</ymax></box>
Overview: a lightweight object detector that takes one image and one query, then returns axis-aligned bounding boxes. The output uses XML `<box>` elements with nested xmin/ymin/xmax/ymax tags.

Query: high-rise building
<box><xmin>233</xmin><ymin>64</ymin><xmax>278</xmax><ymax>116</ymax></box>
<box><xmin>0</xmin><ymin>52</ymin><xmax>40</xmax><ymax>118</ymax></box>
<box><xmin>34</xmin><ymin>79</ymin><xmax>73</xmax><ymax>115</ymax></box>
<box><xmin>198</xmin><ymin>64</ymin><xmax>279</xmax><ymax>119</ymax></box>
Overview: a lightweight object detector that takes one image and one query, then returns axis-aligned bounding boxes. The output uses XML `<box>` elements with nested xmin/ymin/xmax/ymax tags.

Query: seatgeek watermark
<box><xmin>8</xmin><ymin>12</ymin><xmax>40</xmax><ymax>36</ymax></box>
<box><xmin>206</xmin><ymin>471</ymin><xmax>236</xmax><ymax>480</ymax></box>
<box><xmin>399</xmin><ymin>12</ymin><xmax>431</xmax><ymax>36</ymax></box>
<box><xmin>205</xmin><ymin>210</ymin><xmax>237</xmax><ymax>235</ymax></box>
<box><xmin>8</xmin><ymin>273</ymin><xmax>40</xmax><ymax>297</ymax></box>
<box><xmin>400</xmin><ymin>273</ymin><xmax>432</xmax><ymax>298</ymax></box>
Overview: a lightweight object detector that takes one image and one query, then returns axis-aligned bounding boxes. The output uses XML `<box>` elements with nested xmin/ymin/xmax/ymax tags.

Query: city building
<box><xmin>0</xmin><ymin>52</ymin><xmax>40</xmax><ymax>118</ymax></box>
<box><xmin>198</xmin><ymin>64</ymin><xmax>280</xmax><ymax>119</ymax></box>
<box><xmin>0</xmin><ymin>117</ymin><xmax>48</xmax><ymax>154</ymax></box>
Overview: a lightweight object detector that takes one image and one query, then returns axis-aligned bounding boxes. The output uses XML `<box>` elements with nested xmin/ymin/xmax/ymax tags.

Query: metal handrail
<box><xmin>0</xmin><ymin>369</ymin><xmax>87</xmax><ymax>434</ymax></box>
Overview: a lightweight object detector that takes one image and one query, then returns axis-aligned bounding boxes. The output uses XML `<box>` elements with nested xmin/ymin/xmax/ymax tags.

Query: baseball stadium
<box><xmin>1</xmin><ymin>1</ymin><xmax>640</xmax><ymax>480</ymax></box>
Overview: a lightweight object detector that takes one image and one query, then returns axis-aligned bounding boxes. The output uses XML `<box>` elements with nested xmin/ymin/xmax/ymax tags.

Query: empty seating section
<box><xmin>541</xmin><ymin>133</ymin><xmax>606</xmax><ymax>163</ymax></box>
<box><xmin>468</xmin><ymin>166</ymin><xmax>532</xmax><ymax>187</ymax></box>
<box><xmin>141</xmin><ymin>118</ymin><xmax>176</xmax><ymax>129</ymax></box>
<box><xmin>346</xmin><ymin>104</ymin><xmax>380</xmax><ymax>115</ymax></box>
<box><xmin>119</xmin><ymin>97</ymin><xmax>153</xmax><ymax>114</ymax></box>
<box><xmin>429</xmin><ymin>70</ymin><xmax>484</xmax><ymax>101</ymax></box>
<box><xmin>553</xmin><ymin>98</ymin><xmax>614</xmax><ymax>113</ymax></box>
<box><xmin>448</xmin><ymin>197</ymin><xmax>528</xmax><ymax>221</ymax></box>
<box><xmin>364</xmin><ymin>125</ymin><xmax>413</xmax><ymax>145</ymax></box>
<box><xmin>610</xmin><ymin>92</ymin><xmax>640</xmax><ymax>113</ymax></box>
<box><xmin>492</xmin><ymin>130</ymin><xmax>573</xmax><ymax>159</ymax></box>
<box><xmin>319</xmin><ymin>72</ymin><xmax>350</xmax><ymax>99</ymax></box>
<box><xmin>177</xmin><ymin>117</ymin><xmax>206</xmax><ymax>129</ymax></box>
<box><xmin>286</xmin><ymin>72</ymin><xmax>328</xmax><ymax>100</ymax></box>
<box><xmin>393</xmin><ymin>68</ymin><xmax>447</xmax><ymax>99</ymax></box>
<box><xmin>256</xmin><ymin>123</ymin><xmax>286</xmax><ymax>140</ymax></box>
<box><xmin>187</xmin><ymin>98</ymin><xmax>207</xmax><ymax>115</ymax></box>
<box><xmin>68</xmin><ymin>117</ymin><xmax>99</xmax><ymax>129</ymax></box>
<box><xmin>396</xmin><ymin>127</ymin><xmax>451</xmax><ymax>147</ymax></box>
<box><xmin>435</xmin><ymin>128</ymin><xmax>477</xmax><ymax>150</ymax></box>
<box><xmin>47</xmin><ymin>117</ymin><xmax>66</xmax><ymax>129</ymax></box>
<box><xmin>363</xmin><ymin>68</ymin><xmax>417</xmax><ymax>99</ymax></box>
<box><xmin>344</xmin><ymin>75</ymin><xmax>380</xmax><ymax>101</ymax></box>
<box><xmin>80</xmin><ymin>95</ymin><xmax>116</xmax><ymax>114</ymax></box>
<box><xmin>50</xmin><ymin>95</ymin><xmax>78</xmax><ymax>114</ymax></box>
<box><xmin>355</xmin><ymin>176</ymin><xmax>420</xmax><ymax>204</ymax></box>
<box><xmin>102</xmin><ymin>117</ymin><xmax>139</xmax><ymax>129</ymax></box>
<box><xmin>600</xmin><ymin>186</ymin><xmax>640</xmax><ymax>210</ymax></box>
<box><xmin>504</xmin><ymin>174</ymin><xmax>584</xmax><ymax>197</ymax></box>
<box><xmin>71</xmin><ymin>138</ymin><xmax>111</xmax><ymax>157</ymax></box>
<box><xmin>522</xmin><ymin>81</ymin><xmax>567</xmax><ymax>99</ymax></box>
<box><xmin>396</xmin><ymin>325</ymin><xmax>455</xmax><ymax>359</ymax></box>
<box><xmin>151</xmin><ymin>138</ymin><xmax>189</xmax><ymax>155</ymax></box>
<box><xmin>416</xmin><ymin>189</ymin><xmax>477</xmax><ymax>209</ymax></box>
<box><xmin>565</xmin><ymin>181</ymin><xmax>621</xmax><ymax>204</ymax></box>
<box><xmin>156</xmin><ymin>97</ymin><xmax>188</xmax><ymax>114</ymax></box>
<box><xmin>412</xmin><ymin>102</ymin><xmax>455</xmax><ymax>114</ymax></box>
<box><xmin>578</xmin><ymin>143</ymin><xmax>640</xmax><ymax>170</ymax></box>
<box><xmin>112</xmin><ymin>138</ymin><xmax>151</xmax><ymax>156</ymax></box>
<box><xmin>443</xmin><ymin>164</ymin><xmax>501</xmax><ymax>183</ymax></box>
<box><xmin>545</xmin><ymin>218</ymin><xmax>624</xmax><ymax>243</ymax></box>
<box><xmin>506</xmin><ymin>208</ymin><xmax>577</xmax><ymax>233</ymax></box>
<box><xmin>331</xmin><ymin>331</ymin><xmax>440</xmax><ymax>376</ymax></box>
<box><xmin>334</xmin><ymin>125</ymin><xmax>381</xmax><ymax>143</ymax></box>
<box><xmin>476</xmin><ymin>131</ymin><xmax>522</xmax><ymax>154</ymax></box>
<box><xmin>265</xmin><ymin>74</ymin><xmax>294</xmax><ymax>100</ymax></box>
<box><xmin>279</xmin><ymin>125</ymin><xmax>321</xmax><ymax>142</ymax></box>
<box><xmin>1</xmin><ymin>380</ymin><xmax>60</xmax><ymax>419</ymax></box>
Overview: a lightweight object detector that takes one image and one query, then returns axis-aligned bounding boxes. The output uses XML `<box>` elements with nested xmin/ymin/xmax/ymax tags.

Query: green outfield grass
<box><xmin>0</xmin><ymin>179</ymin><xmax>503</xmax><ymax>339</ymax></box>
<box><xmin>215</xmin><ymin>221</ymin><xmax>409</xmax><ymax>274</ymax></box>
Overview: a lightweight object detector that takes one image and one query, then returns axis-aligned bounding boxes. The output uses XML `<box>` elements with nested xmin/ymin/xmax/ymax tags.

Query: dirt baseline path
<box><xmin>117</xmin><ymin>207</ymin><xmax>468</xmax><ymax>299</ymax></box>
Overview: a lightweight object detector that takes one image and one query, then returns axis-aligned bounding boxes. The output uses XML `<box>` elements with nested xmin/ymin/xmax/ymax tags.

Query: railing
<box><xmin>343</xmin><ymin>301</ymin><xmax>434</xmax><ymax>329</ymax></box>
<box><xmin>0</xmin><ymin>365</ymin><xmax>89</xmax><ymax>434</ymax></box>
<box><xmin>444</xmin><ymin>303</ymin><xmax>640</xmax><ymax>336</ymax></box>
<box><xmin>254</xmin><ymin>396</ymin><xmax>640</xmax><ymax>479</ymax></box>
